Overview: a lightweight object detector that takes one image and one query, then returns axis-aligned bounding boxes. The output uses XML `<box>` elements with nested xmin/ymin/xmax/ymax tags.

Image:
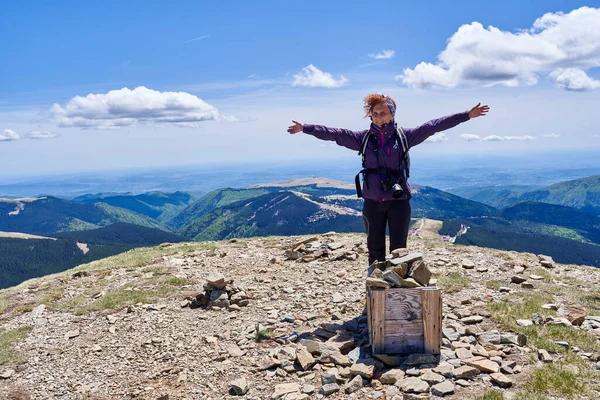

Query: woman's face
<box><xmin>371</xmin><ymin>102</ymin><xmax>394</xmax><ymax>126</ymax></box>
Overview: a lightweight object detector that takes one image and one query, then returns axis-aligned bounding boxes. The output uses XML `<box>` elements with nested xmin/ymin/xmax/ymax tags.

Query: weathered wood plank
<box><xmin>384</xmin><ymin>319</ymin><xmax>424</xmax><ymax>354</ymax></box>
<box><xmin>385</xmin><ymin>288</ymin><xmax>422</xmax><ymax>321</ymax></box>
<box><xmin>422</xmin><ymin>288</ymin><xmax>442</xmax><ymax>355</ymax></box>
<box><xmin>366</xmin><ymin>287</ymin><xmax>372</xmax><ymax>346</ymax></box>
<box><xmin>371</xmin><ymin>289</ymin><xmax>386</xmax><ymax>354</ymax></box>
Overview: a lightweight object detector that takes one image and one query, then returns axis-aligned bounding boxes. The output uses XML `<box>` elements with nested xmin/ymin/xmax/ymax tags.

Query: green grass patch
<box><xmin>0</xmin><ymin>326</ymin><xmax>33</xmax><ymax>365</ymax></box>
<box><xmin>70</xmin><ymin>286</ymin><xmax>180</xmax><ymax>315</ymax></box>
<box><xmin>520</xmin><ymin>356</ymin><xmax>587</xmax><ymax>398</ymax></box>
<box><xmin>475</xmin><ymin>390</ymin><xmax>505</xmax><ymax>400</ymax></box>
<box><xmin>254</xmin><ymin>328</ymin><xmax>273</xmax><ymax>342</ymax></box>
<box><xmin>166</xmin><ymin>277</ymin><xmax>193</xmax><ymax>286</ymax></box>
<box><xmin>485</xmin><ymin>280</ymin><xmax>505</xmax><ymax>290</ymax></box>
<box><xmin>141</xmin><ymin>266</ymin><xmax>170</xmax><ymax>275</ymax></box>
<box><xmin>437</xmin><ymin>271</ymin><xmax>470</xmax><ymax>293</ymax></box>
<box><xmin>73</xmin><ymin>242</ymin><xmax>217</xmax><ymax>272</ymax></box>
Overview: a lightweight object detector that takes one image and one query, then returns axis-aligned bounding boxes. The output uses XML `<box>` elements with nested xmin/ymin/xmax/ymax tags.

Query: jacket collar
<box><xmin>369</xmin><ymin>121</ymin><xmax>396</xmax><ymax>137</ymax></box>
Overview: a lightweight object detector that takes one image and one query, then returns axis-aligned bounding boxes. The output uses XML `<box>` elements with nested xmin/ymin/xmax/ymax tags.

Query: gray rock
<box><xmin>366</xmin><ymin>278</ymin><xmax>391</xmax><ymax>289</ymax></box>
<box><xmin>380</xmin><ymin>369</ymin><xmax>405</xmax><ymax>385</ymax></box>
<box><xmin>206</xmin><ymin>271</ymin><xmax>226</xmax><ymax>289</ymax></box>
<box><xmin>516</xmin><ymin>319</ymin><xmax>533</xmax><ymax>327</ymax></box>
<box><xmin>431</xmin><ymin>380</ymin><xmax>455</xmax><ymax>396</ymax></box>
<box><xmin>462</xmin><ymin>259</ymin><xmax>475</xmax><ymax>269</ymax></box>
<box><xmin>421</xmin><ymin>371</ymin><xmax>445</xmax><ymax>385</ymax></box>
<box><xmin>461</xmin><ymin>316</ymin><xmax>484</xmax><ymax>324</ymax></box>
<box><xmin>453</xmin><ymin>366</ymin><xmax>480</xmax><ymax>379</ymax></box>
<box><xmin>403</xmin><ymin>353</ymin><xmax>437</xmax><ymax>366</ymax></box>
<box><xmin>400</xmin><ymin>377</ymin><xmax>429</xmax><ymax>394</ymax></box>
<box><xmin>538</xmin><ymin>349</ymin><xmax>553</xmax><ymax>362</ymax></box>
<box><xmin>395</xmin><ymin>253</ymin><xmax>423</xmax><ymax>266</ymax></box>
<box><xmin>399</xmin><ymin>277</ymin><xmax>421</xmax><ymax>288</ymax></box>
<box><xmin>230</xmin><ymin>377</ymin><xmax>249</xmax><ymax>395</ymax></box>
<box><xmin>478</xmin><ymin>330</ymin><xmax>501</xmax><ymax>344</ymax></box>
<box><xmin>408</xmin><ymin>260</ymin><xmax>431</xmax><ymax>286</ymax></box>
<box><xmin>442</xmin><ymin>328</ymin><xmax>461</xmax><ymax>342</ymax></box>
<box><xmin>383</xmin><ymin>269</ymin><xmax>403</xmax><ymax>286</ymax></box>
<box><xmin>320</xmin><ymin>383</ymin><xmax>340</xmax><ymax>396</ymax></box>
<box><xmin>0</xmin><ymin>369</ymin><xmax>15</xmax><ymax>379</ymax></box>
<box><xmin>344</xmin><ymin>375</ymin><xmax>364</xmax><ymax>394</ymax></box>
<box><xmin>490</xmin><ymin>373</ymin><xmax>512</xmax><ymax>388</ymax></box>
<box><xmin>208</xmin><ymin>290</ymin><xmax>229</xmax><ymax>309</ymax></box>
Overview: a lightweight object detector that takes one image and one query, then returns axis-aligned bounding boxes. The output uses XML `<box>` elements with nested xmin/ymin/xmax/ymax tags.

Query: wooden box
<box><xmin>366</xmin><ymin>286</ymin><xmax>442</xmax><ymax>355</ymax></box>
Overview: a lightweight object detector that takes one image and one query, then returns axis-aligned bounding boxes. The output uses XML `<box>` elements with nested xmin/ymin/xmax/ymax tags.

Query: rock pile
<box><xmin>284</xmin><ymin>235</ymin><xmax>363</xmax><ymax>263</ymax></box>
<box><xmin>188</xmin><ymin>271</ymin><xmax>250</xmax><ymax>310</ymax></box>
<box><xmin>366</xmin><ymin>250</ymin><xmax>434</xmax><ymax>289</ymax></box>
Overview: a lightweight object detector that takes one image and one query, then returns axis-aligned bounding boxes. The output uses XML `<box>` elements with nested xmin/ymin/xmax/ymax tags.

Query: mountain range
<box><xmin>2</xmin><ymin>175</ymin><xmax>600</xmax><ymax>288</ymax></box>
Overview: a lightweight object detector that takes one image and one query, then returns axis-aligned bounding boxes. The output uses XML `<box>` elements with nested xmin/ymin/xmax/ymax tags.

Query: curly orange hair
<box><xmin>363</xmin><ymin>93</ymin><xmax>396</xmax><ymax>118</ymax></box>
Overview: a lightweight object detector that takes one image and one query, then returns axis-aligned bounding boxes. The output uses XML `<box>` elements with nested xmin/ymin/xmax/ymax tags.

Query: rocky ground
<box><xmin>1</xmin><ymin>231</ymin><xmax>600</xmax><ymax>400</ymax></box>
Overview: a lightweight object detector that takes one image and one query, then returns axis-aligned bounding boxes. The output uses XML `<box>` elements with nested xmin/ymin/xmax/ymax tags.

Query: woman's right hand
<box><xmin>287</xmin><ymin>120</ymin><xmax>303</xmax><ymax>134</ymax></box>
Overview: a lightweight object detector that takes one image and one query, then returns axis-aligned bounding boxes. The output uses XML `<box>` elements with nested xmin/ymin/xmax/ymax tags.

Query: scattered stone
<box><xmin>510</xmin><ymin>275</ymin><xmax>527</xmax><ymax>284</ymax></box>
<box><xmin>350</xmin><ymin>360</ymin><xmax>375</xmax><ymax>379</ymax></box>
<box><xmin>399</xmin><ymin>277</ymin><xmax>421</xmax><ymax>288</ymax></box>
<box><xmin>408</xmin><ymin>260</ymin><xmax>431</xmax><ymax>286</ymax></box>
<box><xmin>490</xmin><ymin>373</ymin><xmax>512</xmax><ymax>388</ymax></box>
<box><xmin>65</xmin><ymin>329</ymin><xmax>80</xmax><ymax>339</ymax></box>
<box><xmin>230</xmin><ymin>377</ymin><xmax>249</xmax><ymax>395</ymax></box>
<box><xmin>344</xmin><ymin>375</ymin><xmax>364</xmax><ymax>394</ymax></box>
<box><xmin>395</xmin><ymin>253</ymin><xmax>423</xmax><ymax>266</ymax></box>
<box><xmin>521</xmin><ymin>282</ymin><xmax>534</xmax><ymax>289</ymax></box>
<box><xmin>383</xmin><ymin>270</ymin><xmax>403</xmax><ymax>286</ymax></box>
<box><xmin>463</xmin><ymin>357</ymin><xmax>500</xmax><ymax>373</ymax></box>
<box><xmin>498</xmin><ymin>287</ymin><xmax>511</xmax><ymax>293</ymax></box>
<box><xmin>421</xmin><ymin>371</ymin><xmax>445</xmax><ymax>385</ymax></box>
<box><xmin>366</xmin><ymin>278</ymin><xmax>391</xmax><ymax>289</ymax></box>
<box><xmin>332</xmin><ymin>293</ymin><xmax>344</xmax><ymax>303</ymax></box>
<box><xmin>559</xmin><ymin>305</ymin><xmax>587</xmax><ymax>326</ymax></box>
<box><xmin>380</xmin><ymin>369</ymin><xmax>405</xmax><ymax>385</ymax></box>
<box><xmin>538</xmin><ymin>349</ymin><xmax>553</xmax><ymax>363</ymax></box>
<box><xmin>516</xmin><ymin>319</ymin><xmax>533</xmax><ymax>327</ymax></box>
<box><xmin>453</xmin><ymin>366</ymin><xmax>480</xmax><ymax>379</ymax></box>
<box><xmin>554</xmin><ymin>341</ymin><xmax>570</xmax><ymax>350</ymax></box>
<box><xmin>206</xmin><ymin>271</ymin><xmax>226</xmax><ymax>289</ymax></box>
<box><xmin>461</xmin><ymin>316</ymin><xmax>484</xmax><ymax>324</ymax></box>
<box><xmin>431</xmin><ymin>380</ymin><xmax>455</xmax><ymax>397</ymax></box>
<box><xmin>272</xmin><ymin>383</ymin><xmax>301</xmax><ymax>399</ymax></box>
<box><xmin>462</xmin><ymin>259</ymin><xmax>475</xmax><ymax>269</ymax></box>
<box><xmin>529</xmin><ymin>274</ymin><xmax>544</xmax><ymax>280</ymax></box>
<box><xmin>443</xmin><ymin>328</ymin><xmax>461</xmax><ymax>342</ymax></box>
<box><xmin>400</xmin><ymin>377</ymin><xmax>430</xmax><ymax>394</ymax></box>
<box><xmin>542</xmin><ymin>304</ymin><xmax>559</xmax><ymax>311</ymax></box>
<box><xmin>403</xmin><ymin>353</ymin><xmax>437</xmax><ymax>366</ymax></box>
<box><xmin>320</xmin><ymin>383</ymin><xmax>340</xmax><ymax>396</ymax></box>
<box><xmin>0</xmin><ymin>369</ymin><xmax>15</xmax><ymax>379</ymax></box>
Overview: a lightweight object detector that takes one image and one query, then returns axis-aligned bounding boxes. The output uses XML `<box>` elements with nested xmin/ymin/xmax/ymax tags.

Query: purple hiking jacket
<box><xmin>303</xmin><ymin>111</ymin><xmax>470</xmax><ymax>201</ymax></box>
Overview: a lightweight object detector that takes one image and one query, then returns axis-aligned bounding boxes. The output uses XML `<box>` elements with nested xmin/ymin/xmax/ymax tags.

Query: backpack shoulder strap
<box><xmin>358</xmin><ymin>131</ymin><xmax>371</xmax><ymax>167</ymax></box>
<box><xmin>395</xmin><ymin>127</ymin><xmax>411</xmax><ymax>179</ymax></box>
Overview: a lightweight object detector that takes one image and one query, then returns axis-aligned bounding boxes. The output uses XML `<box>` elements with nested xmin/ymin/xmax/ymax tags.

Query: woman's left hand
<box><xmin>468</xmin><ymin>103</ymin><xmax>490</xmax><ymax>119</ymax></box>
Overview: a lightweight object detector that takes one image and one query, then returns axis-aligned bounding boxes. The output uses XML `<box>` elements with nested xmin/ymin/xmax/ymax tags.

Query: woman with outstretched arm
<box><xmin>287</xmin><ymin>93</ymin><xmax>489</xmax><ymax>267</ymax></box>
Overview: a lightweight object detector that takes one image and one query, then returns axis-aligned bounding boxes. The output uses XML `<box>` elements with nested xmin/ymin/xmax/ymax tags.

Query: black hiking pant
<box><xmin>362</xmin><ymin>199</ymin><xmax>411</xmax><ymax>265</ymax></box>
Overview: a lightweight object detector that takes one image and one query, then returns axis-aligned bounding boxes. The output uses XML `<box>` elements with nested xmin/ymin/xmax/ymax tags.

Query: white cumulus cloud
<box><xmin>550</xmin><ymin>68</ymin><xmax>600</xmax><ymax>91</ymax></box>
<box><xmin>292</xmin><ymin>65</ymin><xmax>348</xmax><ymax>88</ymax></box>
<box><xmin>460</xmin><ymin>133</ymin><xmax>481</xmax><ymax>142</ymax></box>
<box><xmin>542</xmin><ymin>133</ymin><xmax>561</xmax><ymax>138</ymax></box>
<box><xmin>50</xmin><ymin>86</ymin><xmax>220</xmax><ymax>129</ymax></box>
<box><xmin>0</xmin><ymin>129</ymin><xmax>20</xmax><ymax>142</ymax></box>
<box><xmin>398</xmin><ymin>7</ymin><xmax>600</xmax><ymax>90</ymax></box>
<box><xmin>482</xmin><ymin>135</ymin><xmax>536</xmax><ymax>141</ymax></box>
<box><xmin>424</xmin><ymin>133</ymin><xmax>448</xmax><ymax>143</ymax></box>
<box><xmin>24</xmin><ymin>131</ymin><xmax>60</xmax><ymax>140</ymax></box>
<box><xmin>369</xmin><ymin>50</ymin><xmax>395</xmax><ymax>60</ymax></box>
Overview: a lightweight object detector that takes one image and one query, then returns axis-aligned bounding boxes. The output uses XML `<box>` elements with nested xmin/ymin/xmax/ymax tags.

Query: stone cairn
<box><xmin>188</xmin><ymin>271</ymin><xmax>250</xmax><ymax>311</ymax></box>
<box><xmin>366</xmin><ymin>249</ymin><xmax>435</xmax><ymax>289</ymax></box>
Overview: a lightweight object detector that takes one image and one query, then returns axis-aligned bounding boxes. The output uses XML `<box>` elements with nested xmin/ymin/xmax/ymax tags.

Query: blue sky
<box><xmin>2</xmin><ymin>1</ymin><xmax>600</xmax><ymax>177</ymax></box>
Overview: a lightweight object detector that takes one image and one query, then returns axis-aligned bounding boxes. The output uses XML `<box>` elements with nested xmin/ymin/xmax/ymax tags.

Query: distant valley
<box><xmin>2</xmin><ymin>174</ymin><xmax>600</xmax><ymax>288</ymax></box>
